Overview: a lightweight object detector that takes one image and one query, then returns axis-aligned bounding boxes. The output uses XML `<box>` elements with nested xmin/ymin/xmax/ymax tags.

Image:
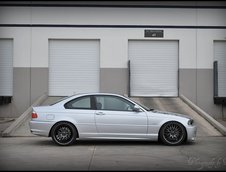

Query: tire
<box><xmin>51</xmin><ymin>122</ymin><xmax>77</xmax><ymax>146</ymax></box>
<box><xmin>160</xmin><ymin>121</ymin><xmax>186</xmax><ymax>146</ymax></box>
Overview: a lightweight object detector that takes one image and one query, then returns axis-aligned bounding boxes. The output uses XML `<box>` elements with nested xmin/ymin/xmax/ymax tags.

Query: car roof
<box><xmin>72</xmin><ymin>92</ymin><xmax>125</xmax><ymax>97</ymax></box>
<box><xmin>53</xmin><ymin>93</ymin><xmax>128</xmax><ymax>106</ymax></box>
<box><xmin>71</xmin><ymin>92</ymin><xmax>129</xmax><ymax>99</ymax></box>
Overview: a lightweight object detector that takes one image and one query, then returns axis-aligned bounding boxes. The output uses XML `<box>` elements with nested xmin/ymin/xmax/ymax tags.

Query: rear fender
<box><xmin>48</xmin><ymin>120</ymin><xmax>79</xmax><ymax>138</ymax></box>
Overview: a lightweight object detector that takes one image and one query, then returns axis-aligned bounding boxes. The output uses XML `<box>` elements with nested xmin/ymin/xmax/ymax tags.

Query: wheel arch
<box><xmin>49</xmin><ymin>121</ymin><xmax>79</xmax><ymax>138</ymax></box>
<box><xmin>158</xmin><ymin>120</ymin><xmax>187</xmax><ymax>142</ymax></box>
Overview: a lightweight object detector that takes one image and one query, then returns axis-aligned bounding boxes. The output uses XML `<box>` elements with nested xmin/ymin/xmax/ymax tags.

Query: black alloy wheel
<box><xmin>160</xmin><ymin>121</ymin><xmax>186</xmax><ymax>145</ymax></box>
<box><xmin>51</xmin><ymin>122</ymin><xmax>77</xmax><ymax>146</ymax></box>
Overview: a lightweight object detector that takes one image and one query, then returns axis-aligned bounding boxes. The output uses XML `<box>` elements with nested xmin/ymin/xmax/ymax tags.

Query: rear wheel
<box><xmin>51</xmin><ymin>122</ymin><xmax>77</xmax><ymax>146</ymax></box>
<box><xmin>160</xmin><ymin>121</ymin><xmax>186</xmax><ymax>145</ymax></box>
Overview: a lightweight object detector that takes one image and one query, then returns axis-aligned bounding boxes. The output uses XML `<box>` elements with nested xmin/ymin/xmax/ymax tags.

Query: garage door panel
<box><xmin>129</xmin><ymin>40</ymin><xmax>178</xmax><ymax>97</ymax></box>
<box><xmin>0</xmin><ymin>39</ymin><xmax>13</xmax><ymax>96</ymax></box>
<box><xmin>49</xmin><ymin>40</ymin><xmax>99</xmax><ymax>96</ymax></box>
<box><xmin>214</xmin><ymin>41</ymin><xmax>226</xmax><ymax>97</ymax></box>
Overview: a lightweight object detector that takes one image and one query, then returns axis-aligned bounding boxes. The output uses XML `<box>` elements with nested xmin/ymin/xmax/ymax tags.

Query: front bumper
<box><xmin>29</xmin><ymin>120</ymin><xmax>54</xmax><ymax>137</ymax></box>
<box><xmin>186</xmin><ymin>125</ymin><xmax>197</xmax><ymax>142</ymax></box>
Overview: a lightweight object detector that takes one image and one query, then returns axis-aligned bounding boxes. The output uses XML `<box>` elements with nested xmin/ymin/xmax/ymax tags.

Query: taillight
<box><xmin>32</xmin><ymin>112</ymin><xmax>38</xmax><ymax>118</ymax></box>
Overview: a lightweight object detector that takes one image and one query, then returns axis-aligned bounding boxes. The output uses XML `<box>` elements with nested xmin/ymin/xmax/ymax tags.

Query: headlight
<box><xmin>188</xmin><ymin>119</ymin><xmax>194</xmax><ymax>125</ymax></box>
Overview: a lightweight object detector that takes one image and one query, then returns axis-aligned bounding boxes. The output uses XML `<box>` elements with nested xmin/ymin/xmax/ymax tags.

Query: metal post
<box><xmin>128</xmin><ymin>60</ymin><xmax>131</xmax><ymax>97</ymax></box>
<box><xmin>213</xmin><ymin>61</ymin><xmax>218</xmax><ymax>97</ymax></box>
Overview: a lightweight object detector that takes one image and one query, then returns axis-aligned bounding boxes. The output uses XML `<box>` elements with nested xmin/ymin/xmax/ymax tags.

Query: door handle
<box><xmin>96</xmin><ymin>112</ymin><xmax>105</xmax><ymax>115</ymax></box>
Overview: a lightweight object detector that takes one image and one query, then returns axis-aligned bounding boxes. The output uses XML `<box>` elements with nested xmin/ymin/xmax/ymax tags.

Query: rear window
<box><xmin>50</xmin><ymin>96</ymin><xmax>72</xmax><ymax>106</ymax></box>
<box><xmin>64</xmin><ymin>96</ymin><xmax>91</xmax><ymax>109</ymax></box>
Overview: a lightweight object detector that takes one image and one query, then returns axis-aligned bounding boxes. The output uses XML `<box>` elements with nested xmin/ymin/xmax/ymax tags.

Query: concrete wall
<box><xmin>100</xmin><ymin>68</ymin><xmax>128</xmax><ymax>95</ymax></box>
<box><xmin>179</xmin><ymin>69</ymin><xmax>224</xmax><ymax>119</ymax></box>
<box><xmin>0</xmin><ymin>2</ymin><xmax>226</xmax><ymax>118</ymax></box>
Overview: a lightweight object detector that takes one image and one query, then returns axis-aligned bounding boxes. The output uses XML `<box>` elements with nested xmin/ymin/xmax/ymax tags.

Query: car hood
<box><xmin>149</xmin><ymin>109</ymin><xmax>192</xmax><ymax>119</ymax></box>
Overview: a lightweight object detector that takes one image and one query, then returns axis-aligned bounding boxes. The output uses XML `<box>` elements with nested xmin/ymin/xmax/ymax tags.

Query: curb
<box><xmin>180</xmin><ymin>94</ymin><xmax>226</xmax><ymax>136</ymax></box>
<box><xmin>0</xmin><ymin>118</ymin><xmax>15</xmax><ymax>124</ymax></box>
<box><xmin>2</xmin><ymin>94</ymin><xmax>48</xmax><ymax>137</ymax></box>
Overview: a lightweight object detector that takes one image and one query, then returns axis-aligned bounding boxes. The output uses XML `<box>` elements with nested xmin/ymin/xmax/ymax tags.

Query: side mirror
<box><xmin>133</xmin><ymin>105</ymin><xmax>142</xmax><ymax>112</ymax></box>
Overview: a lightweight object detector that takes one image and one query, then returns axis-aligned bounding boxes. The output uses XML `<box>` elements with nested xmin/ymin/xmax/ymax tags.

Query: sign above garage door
<box><xmin>129</xmin><ymin>40</ymin><xmax>178</xmax><ymax>97</ymax></box>
<box><xmin>49</xmin><ymin>40</ymin><xmax>100</xmax><ymax>96</ymax></box>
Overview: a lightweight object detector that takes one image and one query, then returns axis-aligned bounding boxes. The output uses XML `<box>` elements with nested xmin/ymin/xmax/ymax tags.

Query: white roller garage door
<box><xmin>49</xmin><ymin>40</ymin><xmax>100</xmax><ymax>96</ymax></box>
<box><xmin>0</xmin><ymin>39</ymin><xmax>13</xmax><ymax>96</ymax></box>
<box><xmin>214</xmin><ymin>41</ymin><xmax>226</xmax><ymax>97</ymax></box>
<box><xmin>129</xmin><ymin>40</ymin><xmax>178</xmax><ymax>97</ymax></box>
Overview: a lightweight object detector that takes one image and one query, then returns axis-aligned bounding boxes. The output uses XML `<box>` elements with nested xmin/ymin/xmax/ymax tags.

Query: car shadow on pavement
<box><xmin>31</xmin><ymin>138</ymin><xmax>196</xmax><ymax>147</ymax></box>
<box><xmin>75</xmin><ymin>140</ymin><xmax>196</xmax><ymax>147</ymax></box>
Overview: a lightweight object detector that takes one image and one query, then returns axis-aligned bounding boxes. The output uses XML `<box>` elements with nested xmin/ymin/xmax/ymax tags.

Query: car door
<box><xmin>94</xmin><ymin>95</ymin><xmax>148</xmax><ymax>139</ymax></box>
<box><xmin>64</xmin><ymin>96</ymin><xmax>97</xmax><ymax>138</ymax></box>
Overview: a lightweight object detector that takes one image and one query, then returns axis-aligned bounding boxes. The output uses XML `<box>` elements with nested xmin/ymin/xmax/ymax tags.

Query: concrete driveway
<box><xmin>0</xmin><ymin>136</ymin><xmax>226</xmax><ymax>171</ymax></box>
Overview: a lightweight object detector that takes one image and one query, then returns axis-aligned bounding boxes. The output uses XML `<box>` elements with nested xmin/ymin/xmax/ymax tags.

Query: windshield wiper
<box><xmin>149</xmin><ymin>108</ymin><xmax>155</xmax><ymax>111</ymax></box>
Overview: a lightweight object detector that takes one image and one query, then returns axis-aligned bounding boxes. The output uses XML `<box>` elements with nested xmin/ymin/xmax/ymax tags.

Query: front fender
<box><xmin>147</xmin><ymin>114</ymin><xmax>189</xmax><ymax>135</ymax></box>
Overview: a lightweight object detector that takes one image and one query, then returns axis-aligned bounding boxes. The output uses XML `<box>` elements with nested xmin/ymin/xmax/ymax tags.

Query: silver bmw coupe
<box><xmin>29</xmin><ymin>93</ymin><xmax>197</xmax><ymax>146</ymax></box>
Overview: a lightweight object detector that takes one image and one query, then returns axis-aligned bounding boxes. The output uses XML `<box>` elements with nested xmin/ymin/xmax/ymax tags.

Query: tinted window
<box><xmin>65</xmin><ymin>96</ymin><xmax>91</xmax><ymax>109</ymax></box>
<box><xmin>95</xmin><ymin>96</ymin><xmax>134</xmax><ymax>111</ymax></box>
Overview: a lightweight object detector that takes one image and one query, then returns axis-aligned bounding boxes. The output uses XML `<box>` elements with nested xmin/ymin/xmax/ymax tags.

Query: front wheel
<box><xmin>160</xmin><ymin>121</ymin><xmax>186</xmax><ymax>145</ymax></box>
<box><xmin>51</xmin><ymin>122</ymin><xmax>77</xmax><ymax>146</ymax></box>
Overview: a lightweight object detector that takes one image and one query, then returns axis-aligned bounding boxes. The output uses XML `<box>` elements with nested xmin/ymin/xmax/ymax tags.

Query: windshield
<box><xmin>131</xmin><ymin>99</ymin><xmax>154</xmax><ymax>111</ymax></box>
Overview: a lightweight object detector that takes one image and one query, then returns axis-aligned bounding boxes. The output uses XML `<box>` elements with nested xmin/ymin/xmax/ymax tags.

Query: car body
<box><xmin>29</xmin><ymin>93</ymin><xmax>197</xmax><ymax>146</ymax></box>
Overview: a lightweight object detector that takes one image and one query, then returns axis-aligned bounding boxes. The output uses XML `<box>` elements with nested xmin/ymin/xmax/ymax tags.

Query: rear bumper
<box><xmin>29</xmin><ymin>120</ymin><xmax>54</xmax><ymax>137</ymax></box>
<box><xmin>186</xmin><ymin>125</ymin><xmax>197</xmax><ymax>142</ymax></box>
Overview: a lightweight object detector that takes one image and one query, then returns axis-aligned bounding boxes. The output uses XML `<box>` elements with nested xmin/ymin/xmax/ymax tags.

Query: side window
<box><xmin>95</xmin><ymin>96</ymin><xmax>134</xmax><ymax>111</ymax></box>
<box><xmin>64</xmin><ymin>96</ymin><xmax>91</xmax><ymax>109</ymax></box>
